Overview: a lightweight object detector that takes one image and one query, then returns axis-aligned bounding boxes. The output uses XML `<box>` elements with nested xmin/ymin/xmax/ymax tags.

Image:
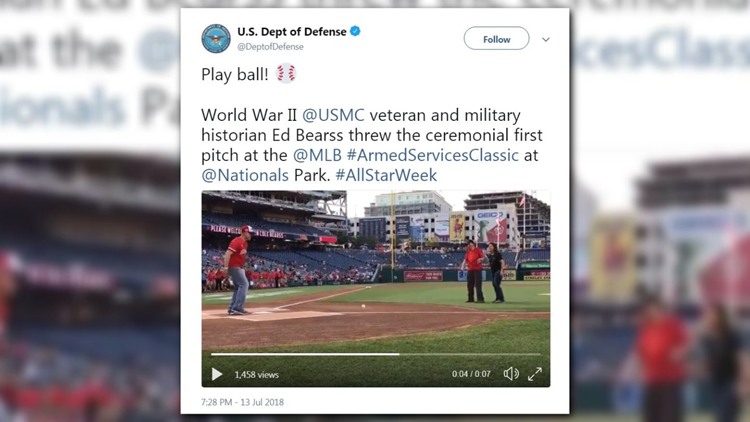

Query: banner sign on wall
<box><xmin>435</xmin><ymin>214</ymin><xmax>450</xmax><ymax>240</ymax></box>
<box><xmin>410</xmin><ymin>216</ymin><xmax>424</xmax><ymax>241</ymax></box>
<box><xmin>523</xmin><ymin>270</ymin><xmax>551</xmax><ymax>281</ymax></box>
<box><xmin>590</xmin><ymin>215</ymin><xmax>637</xmax><ymax>302</ymax></box>
<box><xmin>519</xmin><ymin>261</ymin><xmax>551</xmax><ymax>270</ymax></box>
<box><xmin>405</xmin><ymin>271</ymin><xmax>443</xmax><ymax>281</ymax></box>
<box><xmin>204</xmin><ymin>224</ymin><xmax>285</xmax><ymax>239</ymax></box>
<box><xmin>474</xmin><ymin>210</ymin><xmax>508</xmax><ymax>244</ymax></box>
<box><xmin>395</xmin><ymin>216</ymin><xmax>411</xmax><ymax>239</ymax></box>
<box><xmin>359</xmin><ymin>218</ymin><xmax>387</xmax><ymax>241</ymax></box>
<box><xmin>449</xmin><ymin>212</ymin><xmax>465</xmax><ymax>242</ymax></box>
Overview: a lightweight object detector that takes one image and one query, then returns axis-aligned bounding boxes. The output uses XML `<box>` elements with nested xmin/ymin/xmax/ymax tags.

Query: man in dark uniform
<box><xmin>487</xmin><ymin>243</ymin><xmax>505</xmax><ymax>303</ymax></box>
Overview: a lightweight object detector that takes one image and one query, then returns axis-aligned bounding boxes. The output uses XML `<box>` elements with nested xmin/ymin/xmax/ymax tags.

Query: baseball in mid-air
<box><xmin>361</xmin><ymin>304</ymin><xmax>366</xmax><ymax>308</ymax></box>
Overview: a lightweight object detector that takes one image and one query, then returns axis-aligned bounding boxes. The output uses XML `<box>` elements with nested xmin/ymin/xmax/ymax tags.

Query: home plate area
<box><xmin>201</xmin><ymin>308</ymin><xmax>340</xmax><ymax>322</ymax></box>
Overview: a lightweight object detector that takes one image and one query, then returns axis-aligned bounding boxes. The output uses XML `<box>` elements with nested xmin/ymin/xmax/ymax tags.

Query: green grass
<box><xmin>201</xmin><ymin>285</ymin><xmax>350</xmax><ymax>305</ymax></box>
<box><xmin>326</xmin><ymin>282</ymin><xmax>550</xmax><ymax>311</ymax></box>
<box><xmin>204</xmin><ymin>281</ymin><xmax>550</xmax><ymax>387</ymax></box>
<box><xmin>204</xmin><ymin>318</ymin><xmax>549</xmax><ymax>387</ymax></box>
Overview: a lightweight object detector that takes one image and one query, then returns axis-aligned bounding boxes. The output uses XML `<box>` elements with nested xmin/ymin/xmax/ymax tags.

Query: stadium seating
<box><xmin>201</xmin><ymin>248</ymin><xmax>550</xmax><ymax>274</ymax></box>
<box><xmin>518</xmin><ymin>249</ymin><xmax>551</xmax><ymax>262</ymax></box>
<box><xmin>5</xmin><ymin>330</ymin><xmax>179</xmax><ymax>420</ymax></box>
<box><xmin>11</xmin><ymin>326</ymin><xmax>180</xmax><ymax>363</ymax></box>
<box><xmin>294</xmin><ymin>250</ymin><xmax>372</xmax><ymax>270</ymax></box>
<box><xmin>204</xmin><ymin>249</ymin><xmax>382</xmax><ymax>274</ymax></box>
<box><xmin>396</xmin><ymin>251</ymin><xmax>463</xmax><ymax>268</ymax></box>
<box><xmin>335</xmin><ymin>250</ymin><xmax>389</xmax><ymax>266</ymax></box>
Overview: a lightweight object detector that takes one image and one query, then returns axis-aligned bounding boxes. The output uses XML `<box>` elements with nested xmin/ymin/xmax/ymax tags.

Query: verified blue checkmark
<box><xmin>350</xmin><ymin>26</ymin><xmax>361</xmax><ymax>36</ymax></box>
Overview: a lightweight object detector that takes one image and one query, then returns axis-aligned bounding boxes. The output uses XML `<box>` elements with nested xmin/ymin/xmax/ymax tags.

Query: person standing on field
<box><xmin>487</xmin><ymin>243</ymin><xmax>505</xmax><ymax>303</ymax></box>
<box><xmin>636</xmin><ymin>296</ymin><xmax>689</xmax><ymax>422</ymax></box>
<box><xmin>461</xmin><ymin>240</ymin><xmax>485</xmax><ymax>303</ymax></box>
<box><xmin>701</xmin><ymin>304</ymin><xmax>742</xmax><ymax>422</ymax></box>
<box><xmin>225</xmin><ymin>225</ymin><xmax>252</xmax><ymax>315</ymax></box>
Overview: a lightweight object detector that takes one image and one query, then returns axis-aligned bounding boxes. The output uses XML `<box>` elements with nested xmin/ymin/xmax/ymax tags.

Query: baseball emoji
<box><xmin>277</xmin><ymin>63</ymin><xmax>296</xmax><ymax>84</ymax></box>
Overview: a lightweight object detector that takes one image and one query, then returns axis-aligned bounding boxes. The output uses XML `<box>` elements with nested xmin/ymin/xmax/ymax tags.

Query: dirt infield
<box><xmin>202</xmin><ymin>287</ymin><xmax>549</xmax><ymax>350</ymax></box>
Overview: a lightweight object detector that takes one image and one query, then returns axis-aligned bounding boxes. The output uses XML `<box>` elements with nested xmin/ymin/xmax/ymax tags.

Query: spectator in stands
<box><xmin>636</xmin><ymin>295</ymin><xmax>689</xmax><ymax>422</ymax></box>
<box><xmin>0</xmin><ymin>251</ymin><xmax>15</xmax><ymax>339</ymax></box>
<box><xmin>207</xmin><ymin>269</ymin><xmax>216</xmax><ymax>291</ymax></box>
<box><xmin>486</xmin><ymin>243</ymin><xmax>505</xmax><ymax>303</ymax></box>
<box><xmin>461</xmin><ymin>240</ymin><xmax>485</xmax><ymax>303</ymax></box>
<box><xmin>701</xmin><ymin>304</ymin><xmax>742</xmax><ymax>422</ymax></box>
<box><xmin>244</xmin><ymin>268</ymin><xmax>255</xmax><ymax>291</ymax></box>
<box><xmin>215</xmin><ymin>268</ymin><xmax>226</xmax><ymax>291</ymax></box>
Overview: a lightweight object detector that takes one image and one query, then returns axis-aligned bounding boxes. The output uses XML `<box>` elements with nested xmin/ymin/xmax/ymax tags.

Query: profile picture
<box><xmin>202</xmin><ymin>24</ymin><xmax>231</xmax><ymax>54</ymax></box>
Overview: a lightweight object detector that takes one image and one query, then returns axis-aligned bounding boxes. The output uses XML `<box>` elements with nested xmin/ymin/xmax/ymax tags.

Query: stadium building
<box><xmin>349</xmin><ymin>213</ymin><xmax>443</xmax><ymax>244</ymax></box>
<box><xmin>637</xmin><ymin>158</ymin><xmax>750</xmax><ymax>306</ymax></box>
<box><xmin>203</xmin><ymin>190</ymin><xmax>347</xmax><ymax>237</ymax></box>
<box><xmin>349</xmin><ymin>191</ymin><xmax>550</xmax><ymax>252</ymax></box>
<box><xmin>464</xmin><ymin>191</ymin><xmax>550</xmax><ymax>248</ymax></box>
<box><xmin>364</xmin><ymin>191</ymin><xmax>452</xmax><ymax>217</ymax></box>
<box><xmin>352</xmin><ymin>190</ymin><xmax>452</xmax><ymax>243</ymax></box>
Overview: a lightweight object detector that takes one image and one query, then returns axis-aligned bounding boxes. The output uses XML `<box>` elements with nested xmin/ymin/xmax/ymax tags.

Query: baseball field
<box><xmin>201</xmin><ymin>281</ymin><xmax>550</xmax><ymax>387</ymax></box>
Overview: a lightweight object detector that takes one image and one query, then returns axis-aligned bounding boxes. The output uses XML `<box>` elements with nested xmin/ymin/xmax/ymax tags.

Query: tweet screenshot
<box><xmin>181</xmin><ymin>8</ymin><xmax>569</xmax><ymax>414</ymax></box>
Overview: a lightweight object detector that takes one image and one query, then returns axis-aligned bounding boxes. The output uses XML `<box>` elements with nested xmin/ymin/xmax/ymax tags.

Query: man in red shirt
<box><xmin>462</xmin><ymin>240</ymin><xmax>486</xmax><ymax>303</ymax></box>
<box><xmin>636</xmin><ymin>296</ymin><xmax>689</xmax><ymax>422</ymax></box>
<box><xmin>224</xmin><ymin>225</ymin><xmax>252</xmax><ymax>315</ymax></box>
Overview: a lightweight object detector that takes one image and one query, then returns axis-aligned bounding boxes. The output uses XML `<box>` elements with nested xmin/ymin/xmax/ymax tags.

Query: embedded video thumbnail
<box><xmin>200</xmin><ymin>190</ymin><xmax>551</xmax><ymax>387</ymax></box>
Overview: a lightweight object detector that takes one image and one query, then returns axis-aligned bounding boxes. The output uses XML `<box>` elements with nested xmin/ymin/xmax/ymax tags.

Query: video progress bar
<box><xmin>211</xmin><ymin>353</ymin><xmax>543</xmax><ymax>357</ymax></box>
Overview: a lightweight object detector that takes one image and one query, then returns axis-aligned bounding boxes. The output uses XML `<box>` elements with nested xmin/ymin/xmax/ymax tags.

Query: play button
<box><xmin>212</xmin><ymin>368</ymin><xmax>223</xmax><ymax>381</ymax></box>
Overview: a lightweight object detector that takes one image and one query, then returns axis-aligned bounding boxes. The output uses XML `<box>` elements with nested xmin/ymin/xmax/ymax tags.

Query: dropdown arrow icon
<box><xmin>543</xmin><ymin>37</ymin><xmax>550</xmax><ymax>42</ymax></box>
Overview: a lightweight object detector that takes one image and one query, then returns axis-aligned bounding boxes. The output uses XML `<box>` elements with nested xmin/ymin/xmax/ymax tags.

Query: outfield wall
<box><xmin>378</xmin><ymin>261</ymin><xmax>551</xmax><ymax>283</ymax></box>
<box><xmin>378</xmin><ymin>268</ymin><xmax>522</xmax><ymax>283</ymax></box>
